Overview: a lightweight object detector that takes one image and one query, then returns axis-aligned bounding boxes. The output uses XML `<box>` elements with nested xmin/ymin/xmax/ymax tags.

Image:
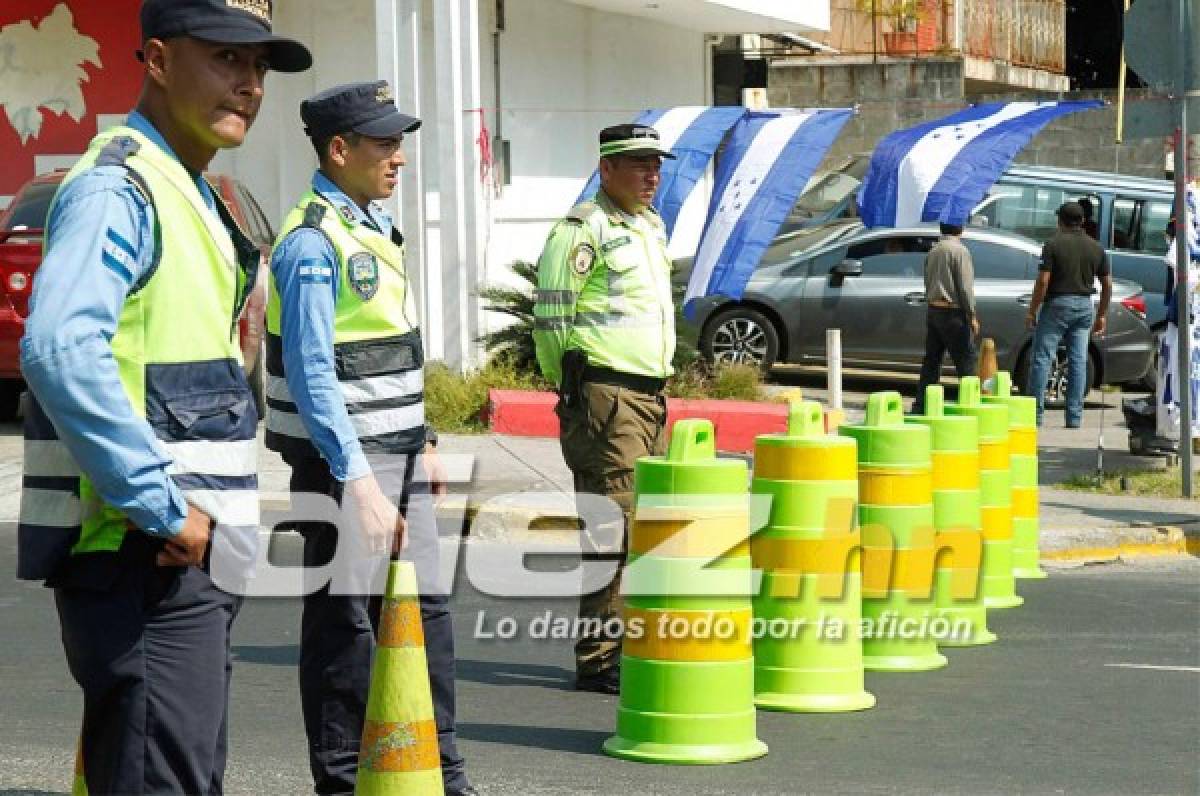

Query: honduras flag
<box><xmin>858</xmin><ymin>100</ymin><xmax>1103</xmax><ymax>228</ymax></box>
<box><xmin>684</xmin><ymin>108</ymin><xmax>854</xmax><ymax>318</ymax></box>
<box><xmin>575</xmin><ymin>106</ymin><xmax>746</xmax><ymax>238</ymax></box>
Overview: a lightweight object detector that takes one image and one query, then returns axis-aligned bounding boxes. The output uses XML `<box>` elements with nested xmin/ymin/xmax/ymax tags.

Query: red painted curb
<box><xmin>486</xmin><ymin>389</ymin><xmax>790</xmax><ymax>453</ymax></box>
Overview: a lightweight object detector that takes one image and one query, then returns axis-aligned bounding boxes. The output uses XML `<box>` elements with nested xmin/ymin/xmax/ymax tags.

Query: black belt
<box><xmin>581</xmin><ymin>364</ymin><xmax>666</xmax><ymax>396</ymax></box>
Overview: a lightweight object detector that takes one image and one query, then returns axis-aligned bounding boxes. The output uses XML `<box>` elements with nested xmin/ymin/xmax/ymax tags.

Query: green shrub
<box><xmin>425</xmin><ymin>355</ymin><xmax>552</xmax><ymax>433</ymax></box>
<box><xmin>665</xmin><ymin>360</ymin><xmax>765</xmax><ymax>402</ymax></box>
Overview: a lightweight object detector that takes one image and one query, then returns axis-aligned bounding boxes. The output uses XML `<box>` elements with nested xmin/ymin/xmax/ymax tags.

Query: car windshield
<box><xmin>3</xmin><ymin>181</ymin><xmax>58</xmax><ymax>231</ymax></box>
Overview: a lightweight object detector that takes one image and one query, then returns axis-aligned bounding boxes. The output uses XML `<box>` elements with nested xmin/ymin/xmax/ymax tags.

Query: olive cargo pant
<box><xmin>557</xmin><ymin>380</ymin><xmax>668</xmax><ymax>677</ymax></box>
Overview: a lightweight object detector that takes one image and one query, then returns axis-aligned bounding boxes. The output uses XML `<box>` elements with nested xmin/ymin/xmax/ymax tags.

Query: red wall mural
<box><xmin>0</xmin><ymin>1</ymin><xmax>141</xmax><ymax>198</ymax></box>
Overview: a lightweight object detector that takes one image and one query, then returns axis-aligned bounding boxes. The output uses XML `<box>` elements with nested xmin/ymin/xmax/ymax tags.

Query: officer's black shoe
<box><xmin>574</xmin><ymin>668</ymin><xmax>620</xmax><ymax>695</ymax></box>
<box><xmin>448</xmin><ymin>786</ymin><xmax>480</xmax><ymax>796</ymax></box>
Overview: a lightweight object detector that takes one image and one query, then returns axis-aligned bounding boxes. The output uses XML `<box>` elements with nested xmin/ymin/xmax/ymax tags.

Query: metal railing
<box><xmin>811</xmin><ymin>0</ymin><xmax>1065</xmax><ymax>74</ymax></box>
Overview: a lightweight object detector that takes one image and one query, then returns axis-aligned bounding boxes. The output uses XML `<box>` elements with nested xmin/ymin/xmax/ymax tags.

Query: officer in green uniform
<box><xmin>533</xmin><ymin>123</ymin><xmax>677</xmax><ymax>694</ymax></box>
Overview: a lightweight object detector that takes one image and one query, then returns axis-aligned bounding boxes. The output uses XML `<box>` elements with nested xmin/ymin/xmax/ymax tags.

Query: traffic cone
<box><xmin>355</xmin><ymin>560</ymin><xmax>443</xmax><ymax>795</ymax></box>
<box><xmin>984</xmin><ymin>372</ymin><xmax>1048</xmax><ymax>579</ymax></box>
<box><xmin>751</xmin><ymin>401</ymin><xmax>875</xmax><ymax>712</ymax></box>
<box><xmin>72</xmin><ymin>737</ymin><xmax>87</xmax><ymax>796</ymax></box>
<box><xmin>840</xmin><ymin>392</ymin><xmax>947</xmax><ymax>672</ymax></box>
<box><xmin>947</xmin><ymin>378</ymin><xmax>1023</xmax><ymax>609</ymax></box>
<box><xmin>909</xmin><ymin>386</ymin><xmax>996</xmax><ymax>646</ymax></box>
<box><xmin>978</xmin><ymin>338</ymin><xmax>998</xmax><ymax>387</ymax></box>
<box><xmin>604</xmin><ymin>419</ymin><xmax>768</xmax><ymax>765</ymax></box>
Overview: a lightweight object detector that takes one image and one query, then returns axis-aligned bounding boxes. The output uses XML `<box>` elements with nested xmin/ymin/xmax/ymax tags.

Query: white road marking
<box><xmin>1105</xmin><ymin>663</ymin><xmax>1200</xmax><ymax>673</ymax></box>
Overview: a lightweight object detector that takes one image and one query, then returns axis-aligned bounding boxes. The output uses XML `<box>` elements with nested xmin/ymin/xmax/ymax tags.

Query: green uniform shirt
<box><xmin>533</xmin><ymin>190</ymin><xmax>675</xmax><ymax>385</ymax></box>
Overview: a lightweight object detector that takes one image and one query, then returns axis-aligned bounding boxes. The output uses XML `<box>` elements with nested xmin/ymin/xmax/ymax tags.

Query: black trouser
<box><xmin>55</xmin><ymin>532</ymin><xmax>241</xmax><ymax>795</ymax></box>
<box><xmin>286</xmin><ymin>455</ymin><xmax>466</xmax><ymax>795</ymax></box>
<box><xmin>915</xmin><ymin>306</ymin><xmax>978</xmax><ymax>413</ymax></box>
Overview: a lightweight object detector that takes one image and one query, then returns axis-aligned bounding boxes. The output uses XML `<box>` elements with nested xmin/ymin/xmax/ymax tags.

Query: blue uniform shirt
<box><xmin>270</xmin><ymin>171</ymin><xmax>396</xmax><ymax>482</ymax></box>
<box><xmin>20</xmin><ymin>111</ymin><xmax>219</xmax><ymax>537</ymax></box>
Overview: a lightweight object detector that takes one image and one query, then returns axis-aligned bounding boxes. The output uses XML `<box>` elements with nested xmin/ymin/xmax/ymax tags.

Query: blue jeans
<box><xmin>1029</xmin><ymin>294</ymin><xmax>1094</xmax><ymax>426</ymax></box>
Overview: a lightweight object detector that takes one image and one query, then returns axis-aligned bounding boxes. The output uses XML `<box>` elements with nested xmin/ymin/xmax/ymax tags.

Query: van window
<box><xmin>1112</xmin><ymin>197</ymin><xmax>1172</xmax><ymax>256</ymax></box>
<box><xmin>975</xmin><ymin>184</ymin><xmax>1099</xmax><ymax>242</ymax></box>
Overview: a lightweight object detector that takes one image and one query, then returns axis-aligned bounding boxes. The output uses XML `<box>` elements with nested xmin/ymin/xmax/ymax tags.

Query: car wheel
<box><xmin>1015</xmin><ymin>345</ymin><xmax>1096</xmax><ymax>408</ymax></box>
<box><xmin>700</xmin><ymin>307</ymin><xmax>780</xmax><ymax>370</ymax></box>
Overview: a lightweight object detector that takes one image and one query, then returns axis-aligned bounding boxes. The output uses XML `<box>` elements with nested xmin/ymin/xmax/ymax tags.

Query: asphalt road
<box><xmin>2</xmin><ymin>530</ymin><xmax>1197</xmax><ymax>796</ymax></box>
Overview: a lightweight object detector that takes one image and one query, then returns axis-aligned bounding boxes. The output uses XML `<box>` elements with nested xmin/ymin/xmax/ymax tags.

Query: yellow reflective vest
<box><xmin>533</xmin><ymin>190</ymin><xmax>675</xmax><ymax>386</ymax></box>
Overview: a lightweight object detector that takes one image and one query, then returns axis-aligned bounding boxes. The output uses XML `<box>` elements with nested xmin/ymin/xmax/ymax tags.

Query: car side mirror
<box><xmin>829</xmin><ymin>259</ymin><xmax>863</xmax><ymax>287</ymax></box>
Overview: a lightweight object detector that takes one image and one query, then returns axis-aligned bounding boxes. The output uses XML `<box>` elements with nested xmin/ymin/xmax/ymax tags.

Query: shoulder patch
<box><xmin>566</xmin><ymin>201</ymin><xmax>602</xmax><ymax>225</ymax></box>
<box><xmin>569</xmin><ymin>242</ymin><xmax>597</xmax><ymax>276</ymax></box>
<box><xmin>302</xmin><ymin>202</ymin><xmax>327</xmax><ymax>228</ymax></box>
<box><xmin>95</xmin><ymin>136</ymin><xmax>140</xmax><ymax>168</ymax></box>
<box><xmin>348</xmin><ymin>252</ymin><xmax>380</xmax><ymax>300</ymax></box>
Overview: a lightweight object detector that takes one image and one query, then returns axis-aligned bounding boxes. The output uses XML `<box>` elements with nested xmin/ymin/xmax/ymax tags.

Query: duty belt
<box><xmin>582</xmin><ymin>364</ymin><xmax>666</xmax><ymax>396</ymax></box>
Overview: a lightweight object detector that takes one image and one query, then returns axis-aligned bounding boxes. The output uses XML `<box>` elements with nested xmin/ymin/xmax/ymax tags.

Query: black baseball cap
<box><xmin>1057</xmin><ymin>201</ymin><xmax>1085</xmax><ymax>225</ymax></box>
<box><xmin>301</xmin><ymin>81</ymin><xmax>422</xmax><ymax>139</ymax></box>
<box><xmin>140</xmin><ymin>0</ymin><xmax>312</xmax><ymax>73</ymax></box>
<box><xmin>598</xmin><ymin>123</ymin><xmax>676</xmax><ymax>159</ymax></box>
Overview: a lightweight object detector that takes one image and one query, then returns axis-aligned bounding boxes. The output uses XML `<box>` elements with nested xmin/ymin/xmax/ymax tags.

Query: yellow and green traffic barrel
<box><xmin>947</xmin><ymin>377</ymin><xmax>1024</xmax><ymax>609</ymax></box>
<box><xmin>908</xmin><ymin>385</ymin><xmax>996</xmax><ymax>646</ymax></box>
<box><xmin>604</xmin><ymin>419</ymin><xmax>767</xmax><ymax>765</ymax></box>
<box><xmin>751</xmin><ymin>401</ymin><xmax>875</xmax><ymax>712</ymax></box>
<box><xmin>840</xmin><ymin>392</ymin><xmax>947</xmax><ymax>672</ymax></box>
<box><xmin>985</xmin><ymin>371</ymin><xmax>1047</xmax><ymax>579</ymax></box>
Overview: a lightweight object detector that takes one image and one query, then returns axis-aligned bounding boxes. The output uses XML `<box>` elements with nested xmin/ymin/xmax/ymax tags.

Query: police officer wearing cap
<box><xmin>533</xmin><ymin>124</ymin><xmax>677</xmax><ymax>694</ymax></box>
<box><xmin>265</xmin><ymin>82</ymin><xmax>475</xmax><ymax>795</ymax></box>
<box><xmin>17</xmin><ymin>1</ymin><xmax>310</xmax><ymax>792</ymax></box>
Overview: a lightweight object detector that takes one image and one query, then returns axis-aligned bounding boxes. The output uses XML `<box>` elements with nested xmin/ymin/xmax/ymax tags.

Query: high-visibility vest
<box><xmin>265</xmin><ymin>190</ymin><xmax>426</xmax><ymax>458</ymax></box>
<box><xmin>17</xmin><ymin>126</ymin><xmax>261</xmax><ymax>582</ymax></box>
<box><xmin>533</xmin><ymin>192</ymin><xmax>675</xmax><ymax>380</ymax></box>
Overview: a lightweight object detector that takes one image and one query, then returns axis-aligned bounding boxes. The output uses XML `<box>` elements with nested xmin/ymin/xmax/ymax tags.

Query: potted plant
<box><xmin>858</xmin><ymin>0</ymin><xmax>922</xmax><ymax>52</ymax></box>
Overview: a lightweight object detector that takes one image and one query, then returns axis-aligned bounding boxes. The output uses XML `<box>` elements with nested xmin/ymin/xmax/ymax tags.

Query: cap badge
<box><xmin>376</xmin><ymin>84</ymin><xmax>394</xmax><ymax>104</ymax></box>
<box><xmin>226</xmin><ymin>0</ymin><xmax>271</xmax><ymax>24</ymax></box>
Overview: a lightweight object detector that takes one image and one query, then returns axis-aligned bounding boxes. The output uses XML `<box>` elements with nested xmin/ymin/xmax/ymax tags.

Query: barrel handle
<box><xmin>787</xmin><ymin>400</ymin><xmax>825</xmax><ymax>438</ymax></box>
<box><xmin>924</xmin><ymin>385</ymin><xmax>945</xmax><ymax>417</ymax></box>
<box><xmin>958</xmin><ymin>376</ymin><xmax>981</xmax><ymax>407</ymax></box>
<box><xmin>865</xmin><ymin>391</ymin><xmax>904</xmax><ymax>426</ymax></box>
<box><xmin>992</xmin><ymin>371</ymin><xmax>1013</xmax><ymax>396</ymax></box>
<box><xmin>667</xmin><ymin>418</ymin><xmax>716</xmax><ymax>462</ymax></box>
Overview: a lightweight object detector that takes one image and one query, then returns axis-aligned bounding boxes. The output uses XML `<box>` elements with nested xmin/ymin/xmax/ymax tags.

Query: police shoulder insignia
<box><xmin>348</xmin><ymin>252</ymin><xmax>379</xmax><ymax>300</ymax></box>
<box><xmin>338</xmin><ymin>204</ymin><xmax>357</xmax><ymax>224</ymax></box>
<box><xmin>569</xmin><ymin>242</ymin><xmax>597</xmax><ymax>276</ymax></box>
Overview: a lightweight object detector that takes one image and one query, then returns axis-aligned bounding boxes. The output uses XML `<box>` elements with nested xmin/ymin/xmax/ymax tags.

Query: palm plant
<box><xmin>477</xmin><ymin>260</ymin><xmax>539</xmax><ymax>369</ymax></box>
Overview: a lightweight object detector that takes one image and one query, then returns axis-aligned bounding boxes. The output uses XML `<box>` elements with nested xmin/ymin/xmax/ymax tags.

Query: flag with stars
<box><xmin>575</xmin><ymin>106</ymin><xmax>748</xmax><ymax>238</ymax></box>
<box><xmin>684</xmin><ymin>108</ymin><xmax>854</xmax><ymax>317</ymax></box>
<box><xmin>858</xmin><ymin>100</ymin><xmax>1103</xmax><ymax>229</ymax></box>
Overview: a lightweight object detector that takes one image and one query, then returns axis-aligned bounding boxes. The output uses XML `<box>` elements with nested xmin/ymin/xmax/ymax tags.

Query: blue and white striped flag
<box><xmin>858</xmin><ymin>100</ymin><xmax>1103</xmax><ymax>228</ymax></box>
<box><xmin>575</xmin><ymin>106</ymin><xmax>747</xmax><ymax>238</ymax></box>
<box><xmin>684</xmin><ymin>108</ymin><xmax>854</xmax><ymax>317</ymax></box>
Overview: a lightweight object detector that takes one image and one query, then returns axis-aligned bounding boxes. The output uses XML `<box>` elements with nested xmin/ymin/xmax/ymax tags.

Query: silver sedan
<box><xmin>682</xmin><ymin>222</ymin><xmax>1154</xmax><ymax>400</ymax></box>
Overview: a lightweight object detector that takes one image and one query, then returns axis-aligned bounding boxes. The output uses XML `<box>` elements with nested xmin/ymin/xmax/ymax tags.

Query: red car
<box><xmin>0</xmin><ymin>170</ymin><xmax>274</xmax><ymax>421</ymax></box>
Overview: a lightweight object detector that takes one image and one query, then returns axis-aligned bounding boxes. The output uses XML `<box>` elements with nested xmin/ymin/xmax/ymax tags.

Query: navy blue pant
<box><xmin>53</xmin><ymin>531</ymin><xmax>241</xmax><ymax>795</ymax></box>
<box><xmin>287</xmin><ymin>456</ymin><xmax>467</xmax><ymax>795</ymax></box>
<box><xmin>915</xmin><ymin>307</ymin><xmax>979</xmax><ymax>414</ymax></box>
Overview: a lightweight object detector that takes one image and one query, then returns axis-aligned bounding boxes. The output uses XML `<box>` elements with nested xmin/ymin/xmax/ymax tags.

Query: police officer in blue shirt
<box><xmin>265</xmin><ymin>82</ymin><xmax>475</xmax><ymax>795</ymax></box>
<box><xmin>17</xmin><ymin>1</ymin><xmax>311</xmax><ymax>793</ymax></box>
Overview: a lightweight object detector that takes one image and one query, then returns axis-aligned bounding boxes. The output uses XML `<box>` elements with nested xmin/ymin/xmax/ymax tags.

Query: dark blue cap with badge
<box><xmin>301</xmin><ymin>81</ymin><xmax>423</xmax><ymax>139</ymax></box>
<box><xmin>140</xmin><ymin>0</ymin><xmax>312</xmax><ymax>73</ymax></box>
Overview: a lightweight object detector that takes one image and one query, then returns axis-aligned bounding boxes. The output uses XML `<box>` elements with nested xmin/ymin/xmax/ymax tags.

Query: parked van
<box><xmin>970</xmin><ymin>165</ymin><xmax>1174</xmax><ymax>330</ymax></box>
<box><xmin>791</xmin><ymin>160</ymin><xmax>1174</xmax><ymax>331</ymax></box>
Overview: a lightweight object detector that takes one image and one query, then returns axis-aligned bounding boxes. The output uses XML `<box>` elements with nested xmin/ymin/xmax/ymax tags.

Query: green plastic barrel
<box><xmin>750</xmin><ymin>401</ymin><xmax>875</xmax><ymax>712</ymax></box>
<box><xmin>603</xmin><ymin>419</ymin><xmax>768</xmax><ymax>765</ymax></box>
<box><xmin>908</xmin><ymin>386</ymin><xmax>996</xmax><ymax>646</ymax></box>
<box><xmin>946</xmin><ymin>377</ymin><xmax>1024</xmax><ymax>609</ymax></box>
<box><xmin>839</xmin><ymin>392</ymin><xmax>947</xmax><ymax>672</ymax></box>
<box><xmin>984</xmin><ymin>372</ymin><xmax>1047</xmax><ymax>579</ymax></box>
